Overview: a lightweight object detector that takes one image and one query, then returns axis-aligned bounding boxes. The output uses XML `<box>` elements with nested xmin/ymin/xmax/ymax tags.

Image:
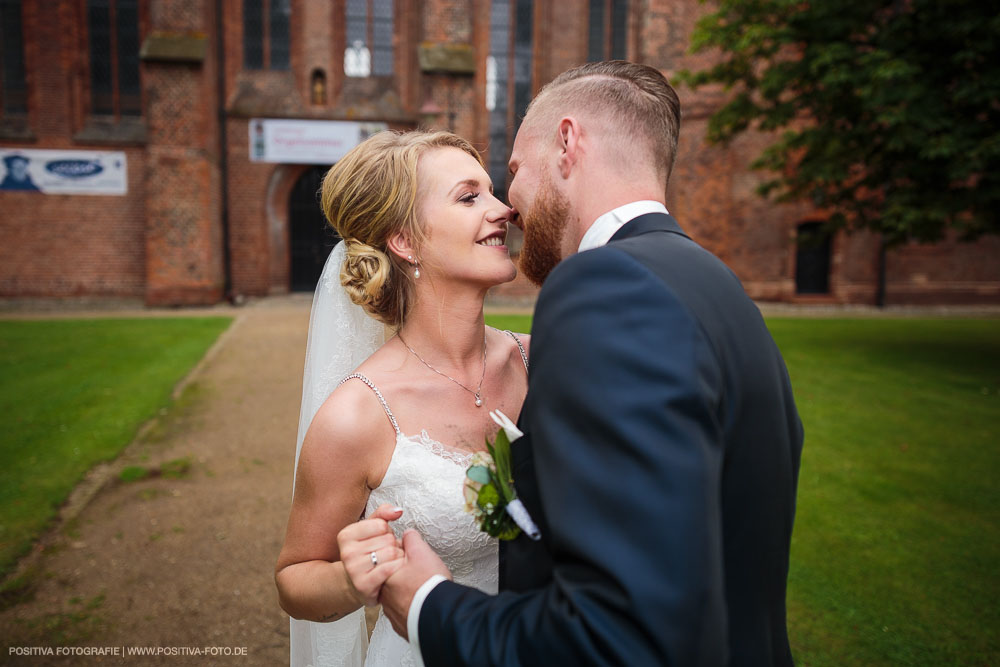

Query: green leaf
<box><xmin>486</xmin><ymin>428</ymin><xmax>515</xmax><ymax>500</ymax></box>
<box><xmin>467</xmin><ymin>466</ymin><xmax>491</xmax><ymax>485</ymax></box>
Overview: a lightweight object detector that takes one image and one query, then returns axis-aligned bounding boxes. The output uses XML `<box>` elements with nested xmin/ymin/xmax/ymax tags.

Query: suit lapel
<box><xmin>609</xmin><ymin>212</ymin><xmax>689</xmax><ymax>244</ymax></box>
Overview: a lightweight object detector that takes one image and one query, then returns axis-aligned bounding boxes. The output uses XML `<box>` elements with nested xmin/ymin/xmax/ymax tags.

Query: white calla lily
<box><xmin>489</xmin><ymin>409</ymin><xmax>523</xmax><ymax>442</ymax></box>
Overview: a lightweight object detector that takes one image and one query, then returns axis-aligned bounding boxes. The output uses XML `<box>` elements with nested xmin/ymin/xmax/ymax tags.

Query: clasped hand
<box><xmin>338</xmin><ymin>504</ymin><xmax>452</xmax><ymax>639</ymax></box>
<box><xmin>337</xmin><ymin>504</ymin><xmax>406</xmax><ymax>606</ymax></box>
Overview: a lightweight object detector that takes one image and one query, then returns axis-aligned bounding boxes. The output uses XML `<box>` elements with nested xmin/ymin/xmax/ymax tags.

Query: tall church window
<box><xmin>486</xmin><ymin>0</ymin><xmax>533</xmax><ymax>201</ymax></box>
<box><xmin>87</xmin><ymin>0</ymin><xmax>141</xmax><ymax>117</ymax></box>
<box><xmin>0</xmin><ymin>0</ymin><xmax>28</xmax><ymax>114</ymax></box>
<box><xmin>344</xmin><ymin>0</ymin><xmax>394</xmax><ymax>78</ymax></box>
<box><xmin>243</xmin><ymin>0</ymin><xmax>291</xmax><ymax>71</ymax></box>
<box><xmin>588</xmin><ymin>0</ymin><xmax>628</xmax><ymax>62</ymax></box>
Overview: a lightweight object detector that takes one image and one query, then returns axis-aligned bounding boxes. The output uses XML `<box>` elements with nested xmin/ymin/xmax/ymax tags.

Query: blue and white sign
<box><xmin>0</xmin><ymin>148</ymin><xmax>128</xmax><ymax>195</ymax></box>
<box><xmin>249</xmin><ymin>119</ymin><xmax>387</xmax><ymax>164</ymax></box>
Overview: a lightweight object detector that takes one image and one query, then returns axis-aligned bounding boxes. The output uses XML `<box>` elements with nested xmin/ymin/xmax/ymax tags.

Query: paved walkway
<box><xmin>2</xmin><ymin>297</ymin><xmax>312</xmax><ymax>665</ymax></box>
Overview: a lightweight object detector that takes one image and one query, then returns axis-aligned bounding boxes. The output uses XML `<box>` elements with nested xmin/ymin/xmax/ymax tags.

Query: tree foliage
<box><xmin>678</xmin><ymin>0</ymin><xmax>1000</xmax><ymax>245</ymax></box>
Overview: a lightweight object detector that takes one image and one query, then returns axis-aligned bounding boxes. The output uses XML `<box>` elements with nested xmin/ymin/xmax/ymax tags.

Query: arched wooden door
<box><xmin>288</xmin><ymin>166</ymin><xmax>339</xmax><ymax>292</ymax></box>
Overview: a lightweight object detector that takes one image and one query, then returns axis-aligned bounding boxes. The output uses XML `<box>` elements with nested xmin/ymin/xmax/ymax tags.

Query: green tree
<box><xmin>678</xmin><ymin>0</ymin><xmax>1000</xmax><ymax>246</ymax></box>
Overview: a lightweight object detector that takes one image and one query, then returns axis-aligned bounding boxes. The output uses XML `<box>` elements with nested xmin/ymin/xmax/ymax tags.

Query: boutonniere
<box><xmin>463</xmin><ymin>410</ymin><xmax>541</xmax><ymax>541</ymax></box>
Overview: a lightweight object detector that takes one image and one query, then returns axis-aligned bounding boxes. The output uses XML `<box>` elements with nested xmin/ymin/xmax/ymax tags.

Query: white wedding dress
<box><xmin>289</xmin><ymin>242</ymin><xmax>525</xmax><ymax>667</ymax></box>
<box><xmin>348</xmin><ymin>372</ymin><xmax>501</xmax><ymax>666</ymax></box>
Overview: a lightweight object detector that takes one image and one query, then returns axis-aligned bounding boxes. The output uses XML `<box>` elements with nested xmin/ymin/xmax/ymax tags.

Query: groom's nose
<box><xmin>509</xmin><ymin>208</ymin><xmax>523</xmax><ymax>231</ymax></box>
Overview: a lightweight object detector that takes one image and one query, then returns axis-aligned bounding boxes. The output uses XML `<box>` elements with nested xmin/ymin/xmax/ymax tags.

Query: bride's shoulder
<box><xmin>495</xmin><ymin>328</ymin><xmax>530</xmax><ymax>361</ymax></box>
<box><xmin>515</xmin><ymin>332</ymin><xmax>531</xmax><ymax>355</ymax></box>
<box><xmin>305</xmin><ymin>378</ymin><xmax>393</xmax><ymax>459</ymax></box>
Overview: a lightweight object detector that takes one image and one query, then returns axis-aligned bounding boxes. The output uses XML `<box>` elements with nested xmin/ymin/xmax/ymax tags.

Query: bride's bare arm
<box><xmin>275</xmin><ymin>387</ymin><xmax>402</xmax><ymax>622</ymax></box>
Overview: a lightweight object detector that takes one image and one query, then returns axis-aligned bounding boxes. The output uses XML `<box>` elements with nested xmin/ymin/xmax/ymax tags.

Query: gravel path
<box><xmin>2</xmin><ymin>298</ymin><xmax>311</xmax><ymax>665</ymax></box>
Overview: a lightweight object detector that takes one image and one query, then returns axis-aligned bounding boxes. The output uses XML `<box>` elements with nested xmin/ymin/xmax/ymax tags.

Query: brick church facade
<box><xmin>1</xmin><ymin>0</ymin><xmax>997</xmax><ymax>306</ymax></box>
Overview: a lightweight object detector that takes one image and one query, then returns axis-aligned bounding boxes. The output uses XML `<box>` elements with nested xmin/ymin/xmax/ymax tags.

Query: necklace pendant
<box><xmin>475</xmin><ymin>395</ymin><xmax>483</xmax><ymax>407</ymax></box>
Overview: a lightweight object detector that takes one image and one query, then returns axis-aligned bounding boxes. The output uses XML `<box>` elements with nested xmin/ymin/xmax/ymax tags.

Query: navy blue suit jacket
<box><xmin>418</xmin><ymin>214</ymin><xmax>803</xmax><ymax>665</ymax></box>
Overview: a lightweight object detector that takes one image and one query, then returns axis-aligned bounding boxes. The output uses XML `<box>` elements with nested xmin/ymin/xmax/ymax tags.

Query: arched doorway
<box><xmin>289</xmin><ymin>166</ymin><xmax>339</xmax><ymax>292</ymax></box>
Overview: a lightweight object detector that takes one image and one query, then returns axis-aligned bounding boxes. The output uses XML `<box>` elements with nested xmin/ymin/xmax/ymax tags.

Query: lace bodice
<box><xmin>366</xmin><ymin>430</ymin><xmax>499</xmax><ymax>584</ymax></box>
<box><xmin>362</xmin><ymin>429</ymin><xmax>500</xmax><ymax>666</ymax></box>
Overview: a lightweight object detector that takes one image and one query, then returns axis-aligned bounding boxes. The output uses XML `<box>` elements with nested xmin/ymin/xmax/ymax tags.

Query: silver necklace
<box><xmin>397</xmin><ymin>331</ymin><xmax>487</xmax><ymax>407</ymax></box>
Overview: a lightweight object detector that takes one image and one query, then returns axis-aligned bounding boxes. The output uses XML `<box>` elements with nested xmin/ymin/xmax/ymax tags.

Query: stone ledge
<box><xmin>418</xmin><ymin>42</ymin><xmax>476</xmax><ymax>75</ymax></box>
<box><xmin>0</xmin><ymin>115</ymin><xmax>34</xmax><ymax>141</ymax></box>
<box><xmin>140</xmin><ymin>31</ymin><xmax>208</xmax><ymax>63</ymax></box>
<box><xmin>73</xmin><ymin>117</ymin><xmax>148</xmax><ymax>145</ymax></box>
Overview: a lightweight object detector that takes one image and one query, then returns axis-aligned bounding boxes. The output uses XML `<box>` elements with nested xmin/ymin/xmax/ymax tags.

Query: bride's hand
<box><xmin>338</xmin><ymin>504</ymin><xmax>406</xmax><ymax>606</ymax></box>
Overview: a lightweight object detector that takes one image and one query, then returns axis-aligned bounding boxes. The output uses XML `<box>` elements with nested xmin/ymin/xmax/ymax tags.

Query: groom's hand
<box><xmin>380</xmin><ymin>529</ymin><xmax>452</xmax><ymax>640</ymax></box>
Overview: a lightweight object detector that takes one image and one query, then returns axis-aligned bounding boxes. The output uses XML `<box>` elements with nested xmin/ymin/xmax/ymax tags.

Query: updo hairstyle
<box><xmin>321</xmin><ymin>130</ymin><xmax>484</xmax><ymax>327</ymax></box>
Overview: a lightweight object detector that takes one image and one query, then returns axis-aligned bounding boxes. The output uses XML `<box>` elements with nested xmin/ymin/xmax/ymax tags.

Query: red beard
<box><xmin>518</xmin><ymin>178</ymin><xmax>571</xmax><ymax>287</ymax></box>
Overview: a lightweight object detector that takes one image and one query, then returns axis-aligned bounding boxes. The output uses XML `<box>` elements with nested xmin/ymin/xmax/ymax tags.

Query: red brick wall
<box><xmin>0</xmin><ymin>0</ymin><xmax>146</xmax><ymax>299</ymax></box>
<box><xmin>142</xmin><ymin>0</ymin><xmax>225</xmax><ymax>306</ymax></box>
<box><xmin>226</xmin><ymin>119</ymin><xmax>274</xmax><ymax>297</ymax></box>
<box><xmin>143</xmin><ymin>67</ymin><xmax>225</xmax><ymax>306</ymax></box>
<box><xmin>886</xmin><ymin>235</ymin><xmax>1000</xmax><ymax>305</ymax></box>
<box><xmin>0</xmin><ymin>155</ymin><xmax>147</xmax><ymax>298</ymax></box>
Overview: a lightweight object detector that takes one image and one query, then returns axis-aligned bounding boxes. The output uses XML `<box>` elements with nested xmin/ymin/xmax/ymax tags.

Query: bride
<box><xmin>275</xmin><ymin>130</ymin><xmax>530</xmax><ymax>666</ymax></box>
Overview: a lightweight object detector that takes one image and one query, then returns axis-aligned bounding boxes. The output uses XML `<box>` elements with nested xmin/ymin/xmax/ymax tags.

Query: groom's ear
<box><xmin>556</xmin><ymin>116</ymin><xmax>582</xmax><ymax>180</ymax></box>
<box><xmin>386</xmin><ymin>232</ymin><xmax>415</xmax><ymax>263</ymax></box>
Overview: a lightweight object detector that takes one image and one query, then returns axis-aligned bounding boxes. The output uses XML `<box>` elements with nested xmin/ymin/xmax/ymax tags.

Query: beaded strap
<box><xmin>503</xmin><ymin>330</ymin><xmax>529</xmax><ymax>372</ymax></box>
<box><xmin>339</xmin><ymin>373</ymin><xmax>401</xmax><ymax>435</ymax></box>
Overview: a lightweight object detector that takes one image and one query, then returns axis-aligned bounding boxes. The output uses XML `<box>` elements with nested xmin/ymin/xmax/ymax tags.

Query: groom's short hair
<box><xmin>526</xmin><ymin>61</ymin><xmax>681</xmax><ymax>191</ymax></box>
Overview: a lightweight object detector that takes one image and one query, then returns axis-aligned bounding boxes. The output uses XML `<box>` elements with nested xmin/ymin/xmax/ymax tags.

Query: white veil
<box><xmin>290</xmin><ymin>241</ymin><xmax>388</xmax><ymax>667</ymax></box>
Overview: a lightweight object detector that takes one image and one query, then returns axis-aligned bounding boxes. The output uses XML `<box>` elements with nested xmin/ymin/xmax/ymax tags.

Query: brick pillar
<box><xmin>142</xmin><ymin>1</ymin><xmax>224</xmax><ymax>306</ymax></box>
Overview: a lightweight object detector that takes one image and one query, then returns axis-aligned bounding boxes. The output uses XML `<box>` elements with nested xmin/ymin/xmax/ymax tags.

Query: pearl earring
<box><xmin>408</xmin><ymin>255</ymin><xmax>420</xmax><ymax>278</ymax></box>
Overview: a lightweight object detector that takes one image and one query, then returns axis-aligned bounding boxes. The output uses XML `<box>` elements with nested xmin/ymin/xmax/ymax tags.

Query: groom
<box><xmin>380</xmin><ymin>61</ymin><xmax>804</xmax><ymax>665</ymax></box>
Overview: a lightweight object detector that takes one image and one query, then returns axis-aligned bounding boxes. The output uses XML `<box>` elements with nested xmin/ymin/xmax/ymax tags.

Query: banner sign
<box><xmin>0</xmin><ymin>148</ymin><xmax>127</xmax><ymax>195</ymax></box>
<box><xmin>249</xmin><ymin>119</ymin><xmax>387</xmax><ymax>164</ymax></box>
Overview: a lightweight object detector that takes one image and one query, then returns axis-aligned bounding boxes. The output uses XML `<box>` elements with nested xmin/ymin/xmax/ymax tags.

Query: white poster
<box><xmin>0</xmin><ymin>148</ymin><xmax>127</xmax><ymax>195</ymax></box>
<box><xmin>249</xmin><ymin>119</ymin><xmax>387</xmax><ymax>164</ymax></box>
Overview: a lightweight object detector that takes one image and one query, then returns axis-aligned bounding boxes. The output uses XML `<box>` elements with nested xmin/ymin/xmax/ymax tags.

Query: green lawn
<box><xmin>485</xmin><ymin>314</ymin><xmax>1000</xmax><ymax>665</ymax></box>
<box><xmin>0</xmin><ymin>317</ymin><xmax>232</xmax><ymax>578</ymax></box>
<box><xmin>769</xmin><ymin>319</ymin><xmax>1000</xmax><ymax>666</ymax></box>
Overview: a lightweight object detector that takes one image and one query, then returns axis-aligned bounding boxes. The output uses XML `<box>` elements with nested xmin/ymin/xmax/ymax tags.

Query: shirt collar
<box><xmin>577</xmin><ymin>201</ymin><xmax>669</xmax><ymax>253</ymax></box>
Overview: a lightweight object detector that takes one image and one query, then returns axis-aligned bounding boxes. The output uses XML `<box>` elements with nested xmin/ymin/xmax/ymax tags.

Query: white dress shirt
<box><xmin>577</xmin><ymin>200</ymin><xmax>669</xmax><ymax>253</ymax></box>
<box><xmin>405</xmin><ymin>199</ymin><xmax>669</xmax><ymax>665</ymax></box>
<box><xmin>406</xmin><ymin>574</ymin><xmax>448</xmax><ymax>667</ymax></box>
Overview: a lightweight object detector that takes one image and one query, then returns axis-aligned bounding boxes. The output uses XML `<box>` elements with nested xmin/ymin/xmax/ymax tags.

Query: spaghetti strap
<box><xmin>339</xmin><ymin>373</ymin><xmax>401</xmax><ymax>436</ymax></box>
<box><xmin>503</xmin><ymin>330</ymin><xmax>529</xmax><ymax>373</ymax></box>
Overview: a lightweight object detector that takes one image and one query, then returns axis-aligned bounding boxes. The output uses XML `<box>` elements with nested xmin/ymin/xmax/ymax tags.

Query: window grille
<box><xmin>244</xmin><ymin>0</ymin><xmax>290</xmax><ymax>71</ymax></box>
<box><xmin>588</xmin><ymin>0</ymin><xmax>628</xmax><ymax>62</ymax></box>
<box><xmin>344</xmin><ymin>0</ymin><xmax>393</xmax><ymax>78</ymax></box>
<box><xmin>87</xmin><ymin>0</ymin><xmax>140</xmax><ymax>117</ymax></box>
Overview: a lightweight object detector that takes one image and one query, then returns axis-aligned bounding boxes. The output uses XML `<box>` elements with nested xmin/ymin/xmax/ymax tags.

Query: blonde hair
<box><xmin>321</xmin><ymin>130</ymin><xmax>484</xmax><ymax>326</ymax></box>
<box><xmin>527</xmin><ymin>61</ymin><xmax>681</xmax><ymax>193</ymax></box>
